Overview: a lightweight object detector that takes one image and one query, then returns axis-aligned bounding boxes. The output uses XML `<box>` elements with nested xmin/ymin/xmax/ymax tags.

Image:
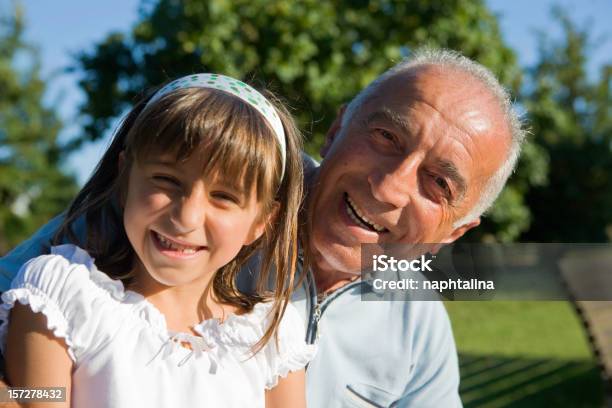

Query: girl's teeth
<box><xmin>156</xmin><ymin>233</ymin><xmax>199</xmax><ymax>253</ymax></box>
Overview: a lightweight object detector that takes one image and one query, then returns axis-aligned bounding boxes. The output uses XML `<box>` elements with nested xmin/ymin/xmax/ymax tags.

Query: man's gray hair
<box><xmin>341</xmin><ymin>48</ymin><xmax>526</xmax><ymax>227</ymax></box>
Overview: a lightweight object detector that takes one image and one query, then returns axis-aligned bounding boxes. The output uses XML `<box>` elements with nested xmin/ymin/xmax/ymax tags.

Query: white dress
<box><xmin>0</xmin><ymin>244</ymin><xmax>316</xmax><ymax>408</ymax></box>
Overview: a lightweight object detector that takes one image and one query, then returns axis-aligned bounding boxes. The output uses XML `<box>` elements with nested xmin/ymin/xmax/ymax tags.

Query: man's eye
<box><xmin>372</xmin><ymin>129</ymin><xmax>401</xmax><ymax>151</ymax></box>
<box><xmin>434</xmin><ymin>176</ymin><xmax>451</xmax><ymax>195</ymax></box>
<box><xmin>153</xmin><ymin>175</ymin><xmax>180</xmax><ymax>186</ymax></box>
<box><xmin>377</xmin><ymin>129</ymin><xmax>395</xmax><ymax>141</ymax></box>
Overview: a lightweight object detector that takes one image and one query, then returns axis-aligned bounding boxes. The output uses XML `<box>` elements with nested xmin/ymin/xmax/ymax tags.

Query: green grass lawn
<box><xmin>445</xmin><ymin>301</ymin><xmax>604</xmax><ymax>407</ymax></box>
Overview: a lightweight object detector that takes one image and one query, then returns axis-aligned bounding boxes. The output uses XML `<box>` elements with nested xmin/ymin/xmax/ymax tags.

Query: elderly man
<box><xmin>292</xmin><ymin>49</ymin><xmax>522</xmax><ymax>407</ymax></box>
<box><xmin>0</xmin><ymin>48</ymin><xmax>523</xmax><ymax>407</ymax></box>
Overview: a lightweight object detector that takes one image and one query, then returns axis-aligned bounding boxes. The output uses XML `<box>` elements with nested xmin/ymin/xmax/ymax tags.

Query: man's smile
<box><xmin>343</xmin><ymin>193</ymin><xmax>389</xmax><ymax>233</ymax></box>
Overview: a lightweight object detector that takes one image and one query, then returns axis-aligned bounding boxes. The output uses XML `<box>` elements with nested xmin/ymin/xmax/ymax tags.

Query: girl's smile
<box><xmin>150</xmin><ymin>230</ymin><xmax>208</xmax><ymax>260</ymax></box>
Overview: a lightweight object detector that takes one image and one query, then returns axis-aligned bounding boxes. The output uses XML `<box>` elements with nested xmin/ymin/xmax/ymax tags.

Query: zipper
<box><xmin>306</xmin><ymin>272</ymin><xmax>364</xmax><ymax>344</ymax></box>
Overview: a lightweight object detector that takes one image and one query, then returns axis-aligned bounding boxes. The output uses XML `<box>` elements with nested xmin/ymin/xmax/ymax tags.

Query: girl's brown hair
<box><xmin>52</xmin><ymin>84</ymin><xmax>303</xmax><ymax>353</ymax></box>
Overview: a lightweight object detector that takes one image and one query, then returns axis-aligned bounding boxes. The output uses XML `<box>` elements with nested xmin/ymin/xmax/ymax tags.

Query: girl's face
<box><xmin>122</xmin><ymin>152</ymin><xmax>268</xmax><ymax>288</ymax></box>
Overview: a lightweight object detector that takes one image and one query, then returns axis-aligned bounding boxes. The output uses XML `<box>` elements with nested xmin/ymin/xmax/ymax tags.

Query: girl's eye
<box><xmin>211</xmin><ymin>192</ymin><xmax>240</xmax><ymax>204</ymax></box>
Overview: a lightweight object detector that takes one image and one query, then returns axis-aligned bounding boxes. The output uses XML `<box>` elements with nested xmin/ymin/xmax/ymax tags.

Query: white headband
<box><xmin>146</xmin><ymin>73</ymin><xmax>286</xmax><ymax>179</ymax></box>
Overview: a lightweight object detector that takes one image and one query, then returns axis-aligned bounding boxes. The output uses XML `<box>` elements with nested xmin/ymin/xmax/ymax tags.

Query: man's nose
<box><xmin>171</xmin><ymin>188</ymin><xmax>206</xmax><ymax>233</ymax></box>
<box><xmin>368</xmin><ymin>158</ymin><xmax>418</xmax><ymax>209</ymax></box>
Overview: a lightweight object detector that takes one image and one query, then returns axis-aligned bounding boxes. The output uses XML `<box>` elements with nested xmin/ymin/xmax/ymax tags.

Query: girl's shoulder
<box><xmin>5</xmin><ymin>244</ymin><xmax>126</xmax><ymax>302</ymax></box>
<box><xmin>261</xmin><ymin>302</ymin><xmax>317</xmax><ymax>388</ymax></box>
<box><xmin>194</xmin><ymin>301</ymin><xmax>307</xmax><ymax>348</ymax></box>
<box><xmin>0</xmin><ymin>244</ymin><xmax>127</xmax><ymax>362</ymax></box>
<box><xmin>197</xmin><ymin>301</ymin><xmax>317</xmax><ymax>390</ymax></box>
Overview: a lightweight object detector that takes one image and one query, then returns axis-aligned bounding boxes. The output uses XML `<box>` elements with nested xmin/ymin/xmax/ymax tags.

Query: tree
<box><xmin>0</xmin><ymin>5</ymin><xmax>78</xmax><ymax>254</ymax></box>
<box><xmin>74</xmin><ymin>0</ymin><xmax>547</xmax><ymax>241</ymax></box>
<box><xmin>521</xmin><ymin>10</ymin><xmax>612</xmax><ymax>242</ymax></box>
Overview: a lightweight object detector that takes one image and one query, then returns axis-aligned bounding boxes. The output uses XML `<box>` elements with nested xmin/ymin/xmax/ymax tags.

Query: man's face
<box><xmin>308</xmin><ymin>66</ymin><xmax>511</xmax><ymax>275</ymax></box>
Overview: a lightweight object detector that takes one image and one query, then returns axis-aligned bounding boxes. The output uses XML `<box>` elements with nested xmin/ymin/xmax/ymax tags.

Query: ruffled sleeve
<box><xmin>0</xmin><ymin>244</ymin><xmax>120</xmax><ymax>363</ymax></box>
<box><xmin>262</xmin><ymin>303</ymin><xmax>317</xmax><ymax>389</ymax></box>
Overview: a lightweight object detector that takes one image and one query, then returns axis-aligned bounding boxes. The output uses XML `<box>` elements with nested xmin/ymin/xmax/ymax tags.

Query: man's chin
<box><xmin>313</xmin><ymin>214</ymin><xmax>361</xmax><ymax>247</ymax></box>
<box><xmin>311</xmin><ymin>239</ymin><xmax>362</xmax><ymax>276</ymax></box>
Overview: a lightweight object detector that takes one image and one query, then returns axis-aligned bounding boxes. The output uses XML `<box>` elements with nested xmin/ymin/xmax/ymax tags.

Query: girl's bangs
<box><xmin>127</xmin><ymin>88</ymin><xmax>282</xmax><ymax>201</ymax></box>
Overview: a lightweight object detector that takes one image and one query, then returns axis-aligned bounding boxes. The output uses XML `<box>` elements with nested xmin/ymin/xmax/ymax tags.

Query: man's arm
<box><xmin>397</xmin><ymin>302</ymin><xmax>463</xmax><ymax>407</ymax></box>
<box><xmin>0</xmin><ymin>381</ymin><xmax>20</xmax><ymax>408</ymax></box>
<box><xmin>0</xmin><ymin>214</ymin><xmax>75</xmax><ymax>292</ymax></box>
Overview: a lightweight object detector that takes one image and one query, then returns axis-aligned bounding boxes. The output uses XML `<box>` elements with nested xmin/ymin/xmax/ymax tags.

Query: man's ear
<box><xmin>430</xmin><ymin>218</ymin><xmax>481</xmax><ymax>254</ymax></box>
<box><xmin>320</xmin><ymin>105</ymin><xmax>346</xmax><ymax>158</ymax></box>
<box><xmin>244</xmin><ymin>202</ymin><xmax>280</xmax><ymax>246</ymax></box>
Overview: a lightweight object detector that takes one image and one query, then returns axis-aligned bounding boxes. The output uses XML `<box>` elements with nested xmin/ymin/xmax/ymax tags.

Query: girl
<box><xmin>0</xmin><ymin>74</ymin><xmax>315</xmax><ymax>407</ymax></box>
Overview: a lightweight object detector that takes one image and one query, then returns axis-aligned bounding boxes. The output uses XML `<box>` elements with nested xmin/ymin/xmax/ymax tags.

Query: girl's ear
<box><xmin>244</xmin><ymin>202</ymin><xmax>280</xmax><ymax>246</ymax></box>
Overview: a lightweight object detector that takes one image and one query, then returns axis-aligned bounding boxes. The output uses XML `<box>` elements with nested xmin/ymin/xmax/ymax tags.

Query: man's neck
<box><xmin>312</xmin><ymin>264</ymin><xmax>359</xmax><ymax>295</ymax></box>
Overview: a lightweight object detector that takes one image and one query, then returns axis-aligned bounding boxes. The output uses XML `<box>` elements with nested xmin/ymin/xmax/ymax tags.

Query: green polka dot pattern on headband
<box><xmin>145</xmin><ymin>73</ymin><xmax>286</xmax><ymax>178</ymax></box>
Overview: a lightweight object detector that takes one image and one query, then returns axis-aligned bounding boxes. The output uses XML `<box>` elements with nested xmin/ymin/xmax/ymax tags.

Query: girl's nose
<box><xmin>171</xmin><ymin>188</ymin><xmax>207</xmax><ymax>233</ymax></box>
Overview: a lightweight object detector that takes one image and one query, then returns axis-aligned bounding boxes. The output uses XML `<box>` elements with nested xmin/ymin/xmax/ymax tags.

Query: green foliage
<box><xmin>74</xmin><ymin>0</ymin><xmax>547</xmax><ymax>241</ymax></box>
<box><xmin>0</xmin><ymin>6</ymin><xmax>77</xmax><ymax>255</ymax></box>
<box><xmin>467</xmin><ymin>140</ymin><xmax>550</xmax><ymax>243</ymax></box>
<box><xmin>521</xmin><ymin>10</ymin><xmax>612</xmax><ymax>242</ymax></box>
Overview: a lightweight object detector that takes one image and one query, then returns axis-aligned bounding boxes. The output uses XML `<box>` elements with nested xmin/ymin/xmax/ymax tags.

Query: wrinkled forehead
<box><xmin>366</xmin><ymin>66</ymin><xmax>512</xmax><ymax>190</ymax></box>
<box><xmin>372</xmin><ymin>66</ymin><xmax>507</xmax><ymax>134</ymax></box>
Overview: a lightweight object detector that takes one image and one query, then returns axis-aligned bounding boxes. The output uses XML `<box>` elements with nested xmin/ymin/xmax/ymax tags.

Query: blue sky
<box><xmin>2</xmin><ymin>0</ymin><xmax>611</xmax><ymax>186</ymax></box>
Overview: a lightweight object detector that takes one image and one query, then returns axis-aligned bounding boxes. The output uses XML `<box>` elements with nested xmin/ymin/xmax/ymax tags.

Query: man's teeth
<box><xmin>347</xmin><ymin>205</ymin><xmax>371</xmax><ymax>230</ymax></box>
<box><xmin>346</xmin><ymin>196</ymin><xmax>386</xmax><ymax>232</ymax></box>
<box><xmin>155</xmin><ymin>232</ymin><xmax>199</xmax><ymax>254</ymax></box>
